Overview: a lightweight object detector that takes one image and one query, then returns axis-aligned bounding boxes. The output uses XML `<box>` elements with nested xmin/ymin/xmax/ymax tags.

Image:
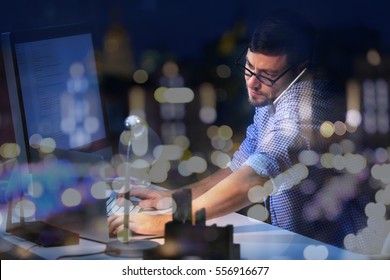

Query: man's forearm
<box><xmin>179</xmin><ymin>168</ymin><xmax>233</xmax><ymax>199</ymax></box>
<box><xmin>191</xmin><ymin>166</ymin><xmax>268</xmax><ymax>220</ymax></box>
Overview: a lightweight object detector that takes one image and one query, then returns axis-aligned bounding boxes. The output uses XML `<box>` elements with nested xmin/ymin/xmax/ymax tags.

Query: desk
<box><xmin>1</xmin><ymin>210</ymin><xmax>366</xmax><ymax>260</ymax></box>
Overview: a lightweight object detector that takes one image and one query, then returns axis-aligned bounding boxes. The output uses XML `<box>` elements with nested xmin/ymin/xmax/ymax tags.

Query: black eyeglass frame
<box><xmin>235</xmin><ymin>47</ymin><xmax>292</xmax><ymax>87</ymax></box>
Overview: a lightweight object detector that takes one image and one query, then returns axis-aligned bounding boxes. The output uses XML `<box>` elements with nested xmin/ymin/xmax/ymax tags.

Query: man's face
<box><xmin>245</xmin><ymin>50</ymin><xmax>293</xmax><ymax>107</ymax></box>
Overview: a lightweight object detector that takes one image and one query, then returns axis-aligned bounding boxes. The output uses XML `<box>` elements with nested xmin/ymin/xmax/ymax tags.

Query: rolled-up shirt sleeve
<box><xmin>228</xmin><ymin>93</ymin><xmax>305</xmax><ymax>186</ymax></box>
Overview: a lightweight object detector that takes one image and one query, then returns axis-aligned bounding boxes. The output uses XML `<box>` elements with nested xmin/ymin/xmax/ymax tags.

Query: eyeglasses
<box><xmin>235</xmin><ymin>48</ymin><xmax>292</xmax><ymax>87</ymax></box>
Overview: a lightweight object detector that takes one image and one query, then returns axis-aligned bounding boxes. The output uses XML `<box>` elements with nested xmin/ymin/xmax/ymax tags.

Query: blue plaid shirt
<box><xmin>229</xmin><ymin>77</ymin><xmax>366</xmax><ymax>248</ymax></box>
<box><xmin>229</xmin><ymin>78</ymin><xmax>334</xmax><ymax>181</ymax></box>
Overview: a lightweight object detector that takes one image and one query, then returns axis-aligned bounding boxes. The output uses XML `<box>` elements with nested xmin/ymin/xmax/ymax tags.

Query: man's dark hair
<box><xmin>250</xmin><ymin>10</ymin><xmax>315</xmax><ymax>67</ymax></box>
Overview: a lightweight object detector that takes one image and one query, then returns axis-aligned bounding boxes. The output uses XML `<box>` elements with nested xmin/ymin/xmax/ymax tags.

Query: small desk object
<box><xmin>144</xmin><ymin>189</ymin><xmax>239</xmax><ymax>259</ymax></box>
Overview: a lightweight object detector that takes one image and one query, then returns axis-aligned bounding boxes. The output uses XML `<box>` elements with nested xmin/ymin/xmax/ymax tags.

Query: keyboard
<box><xmin>106</xmin><ymin>191</ymin><xmax>141</xmax><ymax>216</ymax></box>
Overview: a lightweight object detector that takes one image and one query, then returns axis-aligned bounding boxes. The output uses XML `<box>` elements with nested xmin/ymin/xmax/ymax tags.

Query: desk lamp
<box><xmin>105</xmin><ymin>115</ymin><xmax>159</xmax><ymax>258</ymax></box>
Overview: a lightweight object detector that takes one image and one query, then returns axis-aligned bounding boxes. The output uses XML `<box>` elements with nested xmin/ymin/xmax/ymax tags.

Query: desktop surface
<box><xmin>0</xmin><ymin>209</ymin><xmax>367</xmax><ymax>260</ymax></box>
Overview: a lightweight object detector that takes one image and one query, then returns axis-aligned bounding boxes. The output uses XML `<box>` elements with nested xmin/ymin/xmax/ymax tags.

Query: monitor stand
<box><xmin>6</xmin><ymin>194</ymin><xmax>79</xmax><ymax>247</ymax></box>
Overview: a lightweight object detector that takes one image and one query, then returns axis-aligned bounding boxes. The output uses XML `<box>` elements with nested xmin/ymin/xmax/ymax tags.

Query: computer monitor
<box><xmin>1</xmin><ymin>25</ymin><xmax>112</xmax><ymax>245</ymax></box>
<box><xmin>2</xmin><ymin>24</ymin><xmax>112</xmax><ymax>163</ymax></box>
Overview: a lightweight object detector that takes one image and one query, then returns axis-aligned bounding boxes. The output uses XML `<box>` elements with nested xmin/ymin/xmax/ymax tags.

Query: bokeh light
<box><xmin>210</xmin><ymin>151</ymin><xmax>231</xmax><ymax>168</ymax></box>
<box><xmin>14</xmin><ymin>199</ymin><xmax>36</xmax><ymax>218</ymax></box>
<box><xmin>162</xmin><ymin>60</ymin><xmax>179</xmax><ymax>78</ymax></box>
<box><xmin>346</xmin><ymin>109</ymin><xmax>362</xmax><ymax>128</ymax></box>
<box><xmin>164</xmin><ymin>87</ymin><xmax>194</xmax><ymax>103</ymax></box>
<box><xmin>367</xmin><ymin>48</ymin><xmax>381</xmax><ymax>66</ymax></box>
<box><xmin>133</xmin><ymin>69</ymin><xmax>149</xmax><ymax>84</ymax></box>
<box><xmin>216</xmin><ymin>64</ymin><xmax>231</xmax><ymax>79</ymax></box>
<box><xmin>83</xmin><ymin>116</ymin><xmax>100</xmax><ymax>134</ymax></box>
<box><xmin>39</xmin><ymin>138</ymin><xmax>56</xmax><ymax>154</ymax></box>
<box><xmin>298</xmin><ymin>150</ymin><xmax>319</xmax><ymax>166</ymax></box>
<box><xmin>247</xmin><ymin>185</ymin><xmax>269</xmax><ymax>203</ymax></box>
<box><xmin>319</xmin><ymin>121</ymin><xmax>335</xmax><ymax>138</ymax></box>
<box><xmin>186</xmin><ymin>156</ymin><xmax>207</xmax><ymax>173</ymax></box>
<box><xmin>91</xmin><ymin>181</ymin><xmax>109</xmax><ymax>199</ymax></box>
<box><xmin>173</xmin><ymin>136</ymin><xmax>190</xmax><ymax>150</ymax></box>
<box><xmin>0</xmin><ymin>143</ymin><xmax>21</xmax><ymax>159</ymax></box>
<box><xmin>153</xmin><ymin>145</ymin><xmax>183</xmax><ymax>161</ymax></box>
<box><xmin>61</xmin><ymin>188</ymin><xmax>82</xmax><ymax>207</ymax></box>
<box><xmin>247</xmin><ymin>203</ymin><xmax>269</xmax><ymax>222</ymax></box>
<box><xmin>199</xmin><ymin>107</ymin><xmax>217</xmax><ymax>124</ymax></box>
<box><xmin>303</xmin><ymin>245</ymin><xmax>329</xmax><ymax>260</ymax></box>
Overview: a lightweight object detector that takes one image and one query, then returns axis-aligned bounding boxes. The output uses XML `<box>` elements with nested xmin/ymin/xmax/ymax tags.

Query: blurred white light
<box><xmin>186</xmin><ymin>156</ymin><xmax>207</xmax><ymax>173</ymax></box>
<box><xmin>298</xmin><ymin>150</ymin><xmax>319</xmax><ymax>166</ymax></box>
<box><xmin>247</xmin><ymin>204</ymin><xmax>269</xmax><ymax>222</ymax></box>
<box><xmin>346</xmin><ymin>109</ymin><xmax>362</xmax><ymax>127</ymax></box>
<box><xmin>69</xmin><ymin>62</ymin><xmax>85</xmax><ymax>78</ymax></box>
<box><xmin>0</xmin><ymin>143</ymin><xmax>21</xmax><ymax>158</ymax></box>
<box><xmin>61</xmin><ymin>117</ymin><xmax>76</xmax><ymax>133</ymax></box>
<box><xmin>153</xmin><ymin>145</ymin><xmax>183</xmax><ymax>161</ymax></box>
<box><xmin>375</xmin><ymin>186</ymin><xmax>390</xmax><ymax>205</ymax></box>
<box><xmin>332</xmin><ymin>154</ymin><xmax>345</xmax><ymax>170</ymax></box>
<box><xmin>199</xmin><ymin>107</ymin><xmax>217</xmax><ymax>124</ymax></box>
<box><xmin>340</xmin><ymin>139</ymin><xmax>356</xmax><ymax>154</ymax></box>
<box><xmin>221</xmin><ymin>139</ymin><xmax>234</xmax><ymax>152</ymax></box>
<box><xmin>156</xmin><ymin>197</ymin><xmax>175</xmax><ymax>211</ymax></box>
<box><xmin>216</xmin><ymin>64</ymin><xmax>231</xmax><ymax>79</ymax></box>
<box><xmin>154</xmin><ymin>87</ymin><xmax>167</xmax><ymax>103</ymax></box>
<box><xmin>91</xmin><ymin>181</ymin><xmax>109</xmax><ymax>199</ymax></box>
<box><xmin>178</xmin><ymin>161</ymin><xmax>192</xmax><ymax>176</ymax></box>
<box><xmin>303</xmin><ymin>245</ymin><xmax>329</xmax><ymax>260</ymax></box>
<box><xmin>344</xmin><ymin>153</ymin><xmax>367</xmax><ymax>174</ymax></box>
<box><xmin>211</xmin><ymin>136</ymin><xmax>226</xmax><ymax>150</ymax></box>
<box><xmin>320</xmin><ymin>153</ymin><xmax>334</xmax><ymax>169</ymax></box>
<box><xmin>206</xmin><ymin>125</ymin><xmax>219</xmax><ymax>139</ymax></box>
<box><xmin>149</xmin><ymin>160</ymin><xmax>169</xmax><ymax>183</ymax></box>
<box><xmin>29</xmin><ymin>134</ymin><xmax>43</xmax><ymax>149</ymax></box>
<box><xmin>320</xmin><ymin>121</ymin><xmax>334</xmax><ymax>138</ymax></box>
<box><xmin>39</xmin><ymin>138</ymin><xmax>56</xmax><ymax>154</ymax></box>
<box><xmin>84</xmin><ymin>116</ymin><xmax>100</xmax><ymax>134</ymax></box>
<box><xmin>67</xmin><ymin>77</ymin><xmax>89</xmax><ymax>94</ymax></box>
<box><xmin>365</xmin><ymin>202</ymin><xmax>386</xmax><ymax>218</ymax></box>
<box><xmin>375</xmin><ymin>147</ymin><xmax>388</xmax><ymax>163</ymax></box>
<box><xmin>247</xmin><ymin>185</ymin><xmax>268</xmax><ymax>203</ymax></box>
<box><xmin>334</xmin><ymin>121</ymin><xmax>347</xmax><ymax>136</ymax></box>
<box><xmin>218</xmin><ymin>125</ymin><xmax>233</xmax><ymax>140</ymax></box>
<box><xmin>14</xmin><ymin>199</ymin><xmax>36</xmax><ymax>218</ymax></box>
<box><xmin>70</xmin><ymin>128</ymin><xmax>90</xmax><ymax>148</ymax></box>
<box><xmin>210</xmin><ymin>151</ymin><xmax>231</xmax><ymax>168</ymax></box>
<box><xmin>329</xmin><ymin>143</ymin><xmax>343</xmax><ymax>155</ymax></box>
<box><xmin>164</xmin><ymin>87</ymin><xmax>194</xmax><ymax>103</ymax></box>
<box><xmin>61</xmin><ymin>188</ymin><xmax>82</xmax><ymax>207</ymax></box>
<box><xmin>371</xmin><ymin>164</ymin><xmax>390</xmax><ymax>181</ymax></box>
<box><xmin>173</xmin><ymin>136</ymin><xmax>190</xmax><ymax>150</ymax></box>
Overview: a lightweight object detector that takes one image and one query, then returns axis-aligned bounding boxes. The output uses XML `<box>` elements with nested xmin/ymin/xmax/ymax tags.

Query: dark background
<box><xmin>1</xmin><ymin>0</ymin><xmax>390</xmax><ymax>58</ymax></box>
<box><xmin>1</xmin><ymin>0</ymin><xmax>390</xmax><ymax>185</ymax></box>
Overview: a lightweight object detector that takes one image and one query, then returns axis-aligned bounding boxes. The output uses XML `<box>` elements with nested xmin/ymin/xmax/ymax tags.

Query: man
<box><xmin>108</xmin><ymin>10</ymin><xmax>365</xmax><ymax>248</ymax></box>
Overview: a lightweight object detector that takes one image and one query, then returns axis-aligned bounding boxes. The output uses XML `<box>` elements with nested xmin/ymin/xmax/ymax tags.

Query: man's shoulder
<box><xmin>288</xmin><ymin>76</ymin><xmax>346</xmax><ymax>121</ymax></box>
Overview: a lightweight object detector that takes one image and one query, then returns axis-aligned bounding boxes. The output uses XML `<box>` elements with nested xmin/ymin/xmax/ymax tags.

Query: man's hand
<box><xmin>131</xmin><ymin>187</ymin><xmax>174</xmax><ymax>209</ymax></box>
<box><xmin>115</xmin><ymin>185</ymin><xmax>174</xmax><ymax>210</ymax></box>
<box><xmin>108</xmin><ymin>212</ymin><xmax>172</xmax><ymax>236</ymax></box>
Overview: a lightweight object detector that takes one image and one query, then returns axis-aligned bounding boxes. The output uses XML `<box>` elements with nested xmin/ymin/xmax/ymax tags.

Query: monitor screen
<box><xmin>6</xmin><ymin>25</ymin><xmax>111</xmax><ymax>161</ymax></box>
